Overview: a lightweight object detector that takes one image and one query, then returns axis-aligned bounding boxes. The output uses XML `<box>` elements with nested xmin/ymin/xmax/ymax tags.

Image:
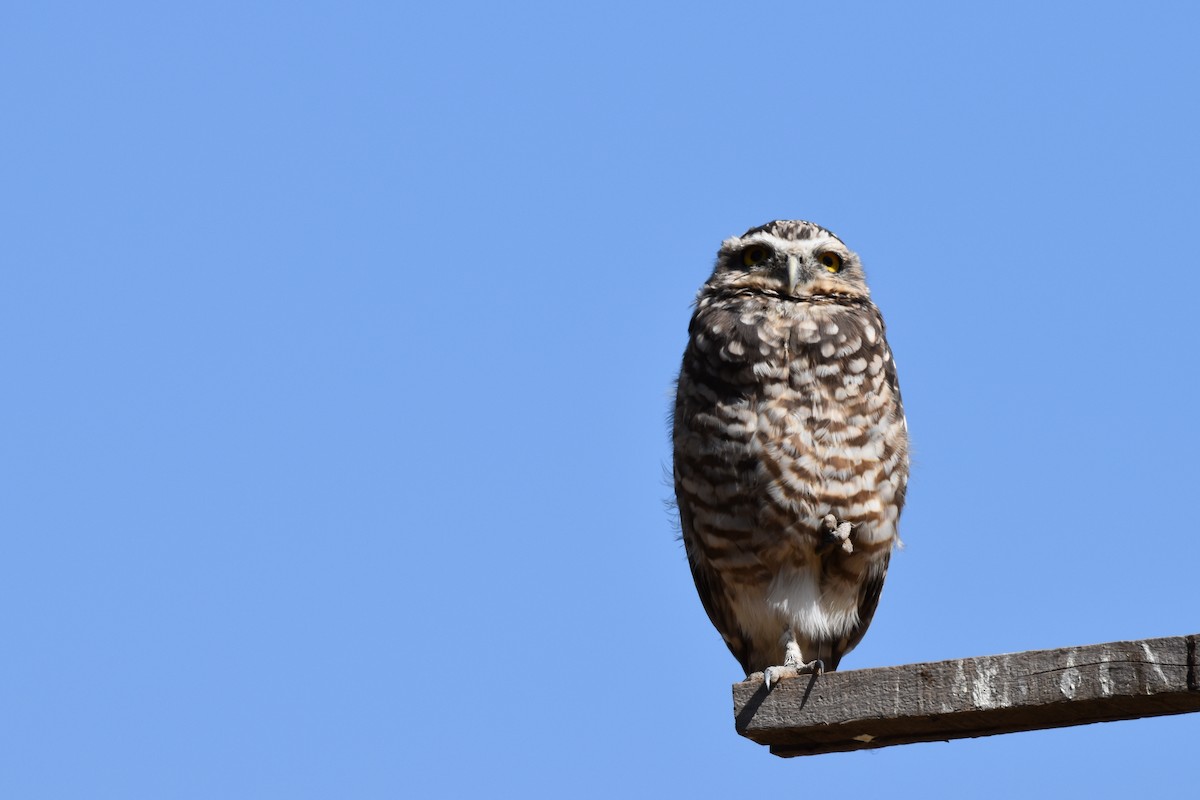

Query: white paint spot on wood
<box><xmin>971</xmin><ymin>663</ymin><xmax>1002</xmax><ymax>709</ymax></box>
<box><xmin>1140</xmin><ymin>642</ymin><xmax>1169</xmax><ymax>687</ymax></box>
<box><xmin>1097</xmin><ymin>656</ymin><xmax>1114</xmax><ymax>696</ymax></box>
<box><xmin>1059</xmin><ymin>650</ymin><xmax>1081</xmax><ymax>699</ymax></box>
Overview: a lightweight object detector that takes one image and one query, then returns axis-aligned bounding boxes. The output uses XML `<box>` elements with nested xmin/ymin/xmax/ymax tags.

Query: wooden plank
<box><xmin>733</xmin><ymin>634</ymin><xmax>1200</xmax><ymax>757</ymax></box>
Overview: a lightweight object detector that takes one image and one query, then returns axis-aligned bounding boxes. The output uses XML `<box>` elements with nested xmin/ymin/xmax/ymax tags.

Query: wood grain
<box><xmin>733</xmin><ymin>634</ymin><xmax>1200</xmax><ymax>757</ymax></box>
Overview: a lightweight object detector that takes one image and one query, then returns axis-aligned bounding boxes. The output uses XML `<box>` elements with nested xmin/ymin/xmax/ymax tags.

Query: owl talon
<box><xmin>764</xmin><ymin>659</ymin><xmax>824</xmax><ymax>690</ymax></box>
<box><xmin>821</xmin><ymin>514</ymin><xmax>855</xmax><ymax>554</ymax></box>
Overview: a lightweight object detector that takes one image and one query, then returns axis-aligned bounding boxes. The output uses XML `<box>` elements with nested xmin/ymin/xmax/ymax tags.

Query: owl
<box><xmin>673</xmin><ymin>220</ymin><xmax>909</xmax><ymax>687</ymax></box>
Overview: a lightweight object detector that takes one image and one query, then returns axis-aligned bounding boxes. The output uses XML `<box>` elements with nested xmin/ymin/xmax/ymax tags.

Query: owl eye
<box><xmin>819</xmin><ymin>252</ymin><xmax>843</xmax><ymax>273</ymax></box>
<box><xmin>741</xmin><ymin>245</ymin><xmax>770</xmax><ymax>267</ymax></box>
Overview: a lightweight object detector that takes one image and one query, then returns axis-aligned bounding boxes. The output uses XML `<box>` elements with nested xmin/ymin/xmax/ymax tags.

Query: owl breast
<box><xmin>674</xmin><ymin>290</ymin><xmax>909</xmax><ymax>671</ymax></box>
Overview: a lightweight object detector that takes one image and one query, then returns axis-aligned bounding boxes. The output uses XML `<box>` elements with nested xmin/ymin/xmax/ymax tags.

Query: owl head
<box><xmin>706</xmin><ymin>220</ymin><xmax>870</xmax><ymax>300</ymax></box>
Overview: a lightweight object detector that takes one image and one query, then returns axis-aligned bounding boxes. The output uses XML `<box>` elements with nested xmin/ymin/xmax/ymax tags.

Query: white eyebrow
<box><xmin>723</xmin><ymin>232</ymin><xmax>845</xmax><ymax>253</ymax></box>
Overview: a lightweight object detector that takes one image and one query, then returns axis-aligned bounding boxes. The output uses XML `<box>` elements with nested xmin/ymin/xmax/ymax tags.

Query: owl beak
<box><xmin>786</xmin><ymin>255</ymin><xmax>803</xmax><ymax>293</ymax></box>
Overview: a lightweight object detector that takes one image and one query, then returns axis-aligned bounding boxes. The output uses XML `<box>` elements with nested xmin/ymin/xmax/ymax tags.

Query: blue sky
<box><xmin>3</xmin><ymin>2</ymin><xmax>1198</xmax><ymax>797</ymax></box>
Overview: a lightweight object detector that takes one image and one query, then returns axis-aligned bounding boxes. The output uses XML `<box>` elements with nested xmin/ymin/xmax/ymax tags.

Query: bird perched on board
<box><xmin>673</xmin><ymin>220</ymin><xmax>909</xmax><ymax>688</ymax></box>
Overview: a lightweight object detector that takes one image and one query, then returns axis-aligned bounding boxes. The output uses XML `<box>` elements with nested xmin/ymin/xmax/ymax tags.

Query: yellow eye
<box><xmin>819</xmin><ymin>252</ymin><xmax>843</xmax><ymax>273</ymax></box>
<box><xmin>741</xmin><ymin>245</ymin><xmax>769</xmax><ymax>267</ymax></box>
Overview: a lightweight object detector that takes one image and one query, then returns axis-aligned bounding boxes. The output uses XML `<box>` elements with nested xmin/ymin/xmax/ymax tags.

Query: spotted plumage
<box><xmin>673</xmin><ymin>220</ymin><xmax>909</xmax><ymax>682</ymax></box>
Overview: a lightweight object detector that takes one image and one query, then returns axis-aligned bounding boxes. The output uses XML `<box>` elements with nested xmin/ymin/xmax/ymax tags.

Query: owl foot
<box><xmin>821</xmin><ymin>514</ymin><xmax>854</xmax><ymax>554</ymax></box>
<box><xmin>763</xmin><ymin>659</ymin><xmax>825</xmax><ymax>690</ymax></box>
<box><xmin>763</xmin><ymin>637</ymin><xmax>825</xmax><ymax>689</ymax></box>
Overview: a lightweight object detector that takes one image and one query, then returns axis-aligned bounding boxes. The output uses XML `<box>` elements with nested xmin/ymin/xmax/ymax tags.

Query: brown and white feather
<box><xmin>673</xmin><ymin>220</ymin><xmax>909</xmax><ymax>674</ymax></box>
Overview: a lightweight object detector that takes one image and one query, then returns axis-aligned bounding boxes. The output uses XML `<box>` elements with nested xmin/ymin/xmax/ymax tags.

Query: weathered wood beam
<box><xmin>733</xmin><ymin>634</ymin><xmax>1199</xmax><ymax>757</ymax></box>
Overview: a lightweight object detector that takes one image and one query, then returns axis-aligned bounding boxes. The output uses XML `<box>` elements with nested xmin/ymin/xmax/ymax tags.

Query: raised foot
<box><xmin>763</xmin><ymin>659</ymin><xmax>825</xmax><ymax>690</ymax></box>
<box><xmin>821</xmin><ymin>513</ymin><xmax>854</xmax><ymax>554</ymax></box>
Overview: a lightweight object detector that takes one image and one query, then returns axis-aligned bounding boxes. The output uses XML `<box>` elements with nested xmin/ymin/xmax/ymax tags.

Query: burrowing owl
<box><xmin>673</xmin><ymin>220</ymin><xmax>909</xmax><ymax>686</ymax></box>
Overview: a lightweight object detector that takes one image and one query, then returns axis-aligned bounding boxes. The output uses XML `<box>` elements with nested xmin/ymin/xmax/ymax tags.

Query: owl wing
<box><xmin>682</xmin><ymin>533</ymin><xmax>756</xmax><ymax>675</ymax></box>
<box><xmin>821</xmin><ymin>307</ymin><xmax>906</xmax><ymax>669</ymax></box>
